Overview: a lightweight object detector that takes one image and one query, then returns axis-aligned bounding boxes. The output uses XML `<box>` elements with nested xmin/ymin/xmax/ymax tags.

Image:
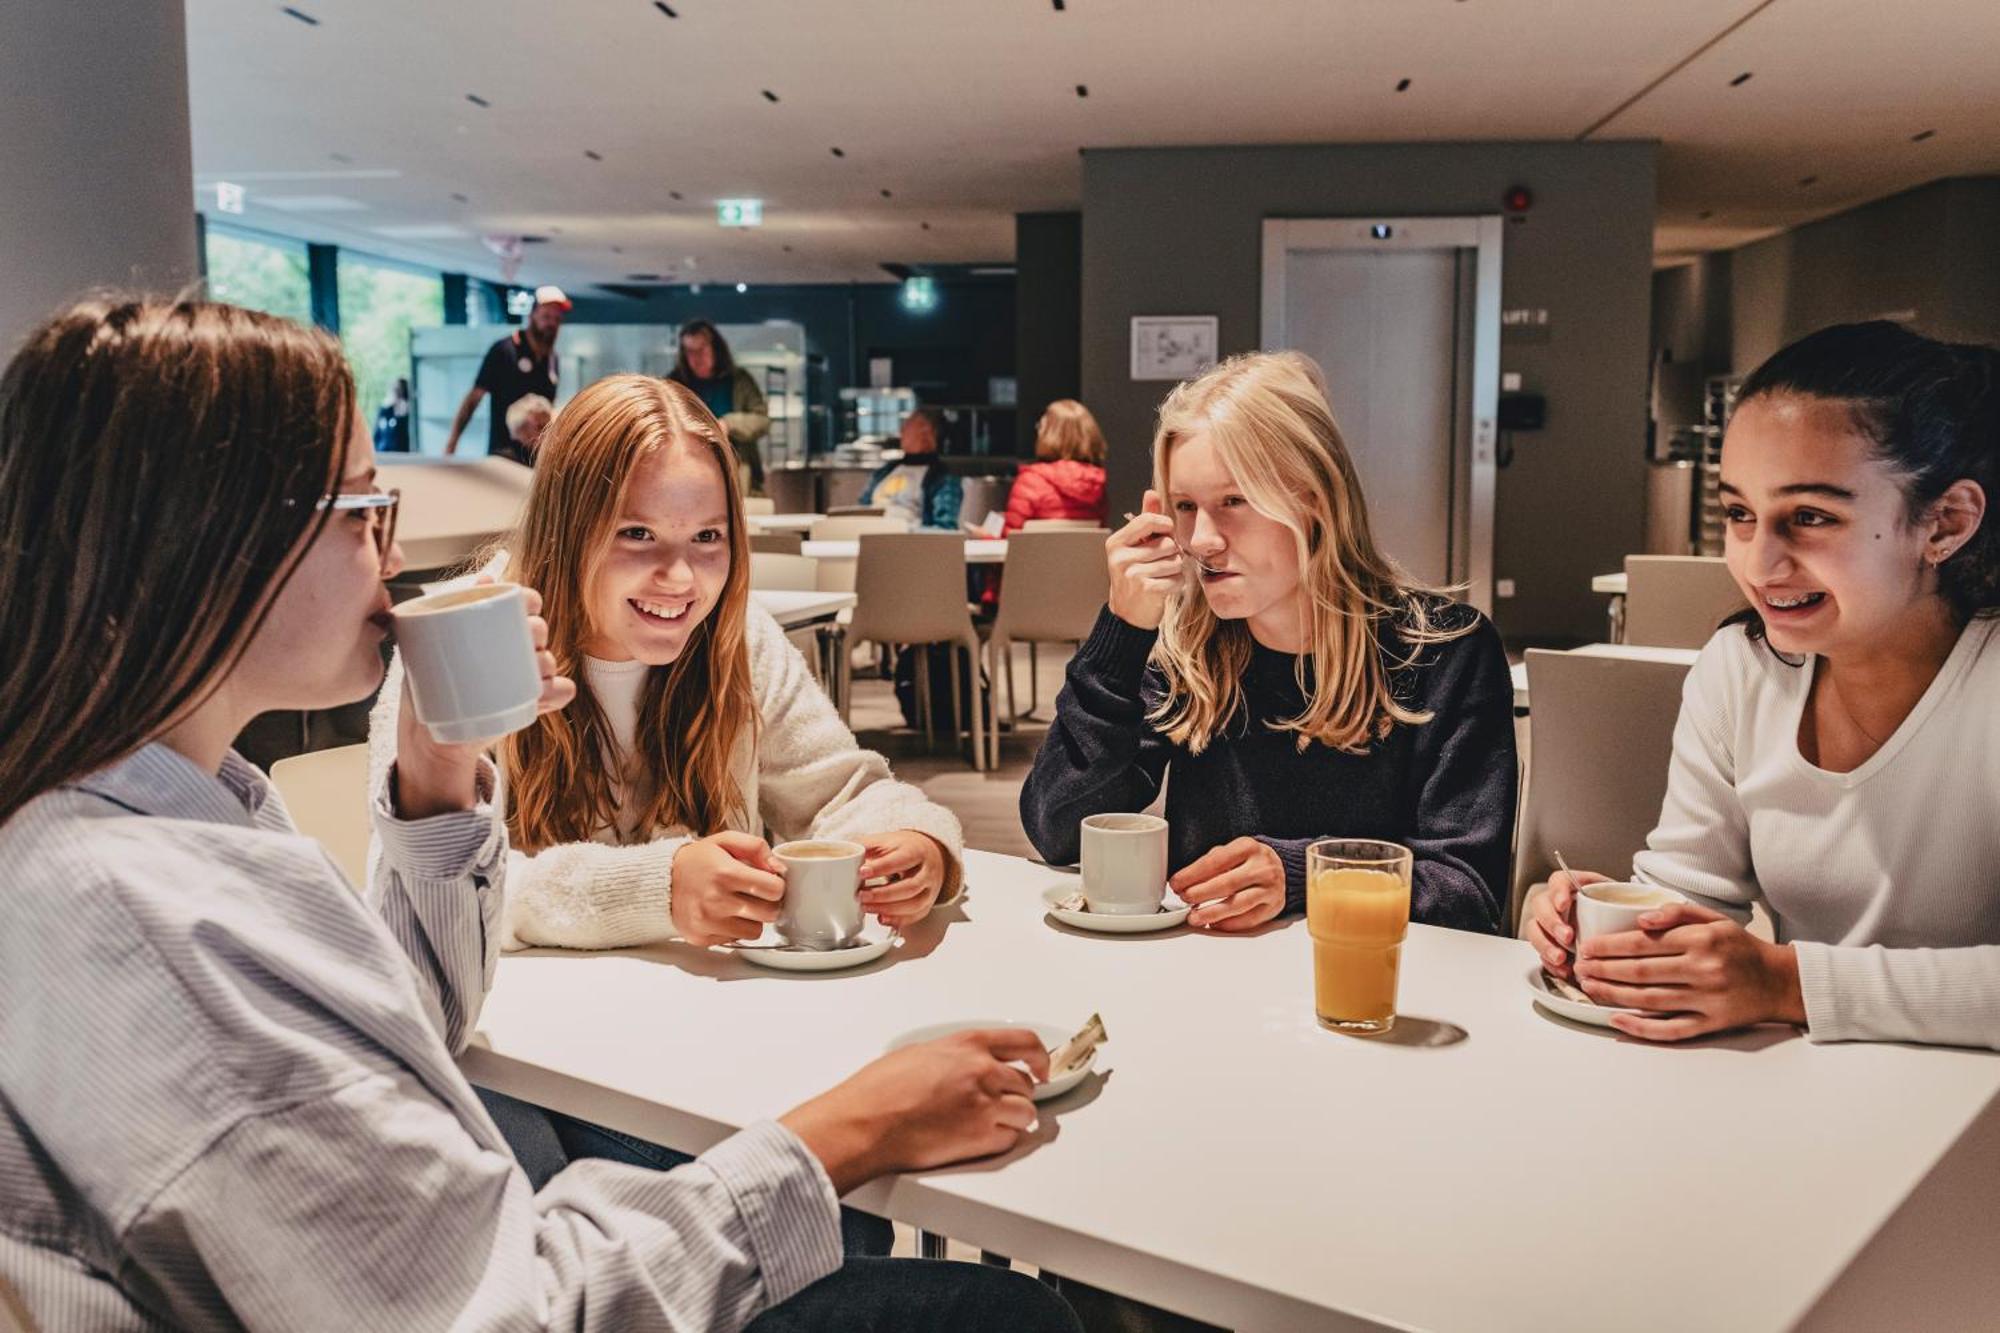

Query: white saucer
<box><xmin>1041</xmin><ymin>884</ymin><xmax>1190</xmax><ymax>934</ymax></box>
<box><xmin>1524</xmin><ymin>964</ymin><xmax>1644</xmax><ymax>1028</ymax></box>
<box><xmin>889</xmin><ymin>1019</ymin><xmax>1097</xmax><ymax>1102</ymax></box>
<box><xmin>731</xmin><ymin>926</ymin><xmax>896</xmax><ymax>973</ymax></box>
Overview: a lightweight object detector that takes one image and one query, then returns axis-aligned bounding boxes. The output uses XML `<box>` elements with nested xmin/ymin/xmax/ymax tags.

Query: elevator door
<box><xmin>1274</xmin><ymin>247</ymin><xmax>1461</xmax><ymax>586</ymax></box>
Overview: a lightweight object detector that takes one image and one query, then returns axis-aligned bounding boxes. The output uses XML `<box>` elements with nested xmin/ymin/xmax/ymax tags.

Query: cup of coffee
<box><xmin>391</xmin><ymin>583</ymin><xmax>542</xmax><ymax>745</ymax></box>
<box><xmin>1574</xmin><ymin>881</ymin><xmax>1684</xmax><ymax>952</ymax></box>
<box><xmin>1079</xmin><ymin>813</ymin><xmax>1168</xmax><ymax>915</ymax></box>
<box><xmin>774</xmin><ymin>839</ymin><xmax>866</xmax><ymax>950</ymax></box>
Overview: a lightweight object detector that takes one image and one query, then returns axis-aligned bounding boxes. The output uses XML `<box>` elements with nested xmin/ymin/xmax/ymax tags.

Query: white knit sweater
<box><xmin>371</xmin><ymin>603</ymin><xmax>964</xmax><ymax>951</ymax></box>
<box><xmin>1632</xmin><ymin>617</ymin><xmax>2000</xmax><ymax>1049</ymax></box>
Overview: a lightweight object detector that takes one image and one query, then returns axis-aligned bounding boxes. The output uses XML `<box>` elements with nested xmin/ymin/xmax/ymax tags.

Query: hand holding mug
<box><xmin>394</xmin><ymin>584</ymin><xmax>573</xmax><ymax>819</ymax></box>
<box><xmin>857</xmin><ymin>830</ymin><xmax>950</xmax><ymax>929</ymax></box>
<box><xmin>671</xmin><ymin>832</ymin><xmax>785</xmax><ymax>946</ymax></box>
<box><xmin>1171</xmin><ymin>836</ymin><xmax>1286</xmax><ymax>931</ymax></box>
<box><xmin>1575</xmin><ymin>899</ymin><xmax>1807</xmax><ymax>1041</ymax></box>
<box><xmin>1524</xmin><ymin>868</ymin><xmax>1607</xmax><ymax>980</ymax></box>
<box><xmin>1105</xmin><ymin>489</ymin><xmax>1182</xmax><ymax>631</ymax></box>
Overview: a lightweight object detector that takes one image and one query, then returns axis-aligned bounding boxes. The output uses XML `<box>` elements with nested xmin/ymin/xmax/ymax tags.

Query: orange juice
<box><xmin>1307</xmin><ymin>866</ymin><xmax>1411</xmax><ymax>1032</ymax></box>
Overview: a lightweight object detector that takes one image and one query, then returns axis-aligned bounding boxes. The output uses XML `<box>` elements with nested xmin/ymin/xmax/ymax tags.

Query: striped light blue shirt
<box><xmin>0</xmin><ymin>743</ymin><xmax>841</xmax><ymax>1330</ymax></box>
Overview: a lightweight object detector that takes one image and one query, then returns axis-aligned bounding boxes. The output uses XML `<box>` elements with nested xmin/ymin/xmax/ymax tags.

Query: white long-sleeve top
<box><xmin>372</xmin><ymin>602</ymin><xmax>964</xmax><ymax>951</ymax></box>
<box><xmin>1632</xmin><ymin>616</ymin><xmax>2000</xmax><ymax>1049</ymax></box>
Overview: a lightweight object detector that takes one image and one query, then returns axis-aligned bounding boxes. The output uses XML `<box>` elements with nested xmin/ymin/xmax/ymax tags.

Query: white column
<box><xmin>0</xmin><ymin>0</ymin><xmax>198</xmax><ymax>352</ymax></box>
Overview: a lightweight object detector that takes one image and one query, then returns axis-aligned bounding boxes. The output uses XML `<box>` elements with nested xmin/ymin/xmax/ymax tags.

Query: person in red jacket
<box><xmin>1004</xmin><ymin>398</ymin><xmax>1110</xmax><ymax>533</ymax></box>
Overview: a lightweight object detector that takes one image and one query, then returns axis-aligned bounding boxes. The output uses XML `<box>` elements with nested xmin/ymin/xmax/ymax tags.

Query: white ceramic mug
<box><xmin>1574</xmin><ymin>881</ymin><xmax>1684</xmax><ymax>952</ymax></box>
<box><xmin>1079</xmin><ymin>813</ymin><xmax>1168</xmax><ymax>915</ymax></box>
<box><xmin>391</xmin><ymin>583</ymin><xmax>541</xmax><ymax>745</ymax></box>
<box><xmin>774</xmin><ymin>839</ymin><xmax>866</xmax><ymax>950</ymax></box>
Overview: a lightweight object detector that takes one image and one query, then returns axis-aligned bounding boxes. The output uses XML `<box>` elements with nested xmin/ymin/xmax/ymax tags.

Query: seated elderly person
<box><xmin>495</xmin><ymin>393</ymin><xmax>554</xmax><ymax>466</ymax></box>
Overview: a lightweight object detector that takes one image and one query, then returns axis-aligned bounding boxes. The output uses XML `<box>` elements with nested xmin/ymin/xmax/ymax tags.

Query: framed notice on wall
<box><xmin>1129</xmin><ymin>315</ymin><xmax>1218</xmax><ymax>381</ymax></box>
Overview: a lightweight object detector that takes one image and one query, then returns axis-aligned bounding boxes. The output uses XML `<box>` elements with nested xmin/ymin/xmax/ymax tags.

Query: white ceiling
<box><xmin>184</xmin><ymin>0</ymin><xmax>2000</xmax><ymax>290</ymax></box>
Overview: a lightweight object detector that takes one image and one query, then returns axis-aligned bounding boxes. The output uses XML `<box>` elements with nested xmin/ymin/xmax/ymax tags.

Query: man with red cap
<box><xmin>444</xmin><ymin>284</ymin><xmax>570</xmax><ymax>462</ymax></box>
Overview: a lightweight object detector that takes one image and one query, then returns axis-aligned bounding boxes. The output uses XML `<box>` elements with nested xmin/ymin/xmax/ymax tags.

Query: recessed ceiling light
<box><xmin>328</xmin><ymin>152</ymin><xmax>352</xmax><ymax>164</ymax></box>
<box><xmin>653</xmin><ymin>1</ymin><xmax>677</xmax><ymax>15</ymax></box>
<box><xmin>465</xmin><ymin>93</ymin><xmax>491</xmax><ymax>108</ymax></box>
<box><xmin>881</xmin><ymin>188</ymin><xmax>893</xmax><ymax>198</ymax></box>
<box><xmin>281</xmin><ymin>7</ymin><xmax>319</xmax><ymax>25</ymax></box>
<box><xmin>1395</xmin><ymin>77</ymin><xmax>1411</xmax><ymax>92</ymax></box>
<box><xmin>584</xmin><ymin>149</ymin><xmax>603</xmax><ymax>161</ymax></box>
<box><xmin>761</xmin><ymin>89</ymin><xmax>780</xmax><ymax>104</ymax></box>
<box><xmin>1729</xmin><ymin>72</ymin><xmax>1753</xmax><ymax>87</ymax></box>
<box><xmin>1911</xmin><ymin>129</ymin><xmax>1937</xmax><ymax>143</ymax></box>
<box><xmin>831</xmin><ymin>147</ymin><xmax>845</xmax><ymax>157</ymax></box>
<box><xmin>1075</xmin><ymin>84</ymin><xmax>1089</xmax><ymax>98</ymax></box>
<box><xmin>450</xmin><ymin>192</ymin><xmax>469</xmax><ymax>203</ymax></box>
<box><xmin>1051</xmin><ymin>0</ymin><xmax>1065</xmax><ymax>10</ymax></box>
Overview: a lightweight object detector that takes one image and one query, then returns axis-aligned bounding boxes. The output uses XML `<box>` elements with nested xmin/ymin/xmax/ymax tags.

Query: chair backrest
<box><xmin>825</xmin><ymin>505</ymin><xmax>887</xmax><ymax>518</ymax></box>
<box><xmin>811</xmin><ymin>514</ymin><xmax>909</xmax><ymax>542</ymax></box>
<box><xmin>991</xmin><ymin>530</ymin><xmax>1112</xmax><ymax>644</ymax></box>
<box><xmin>377</xmin><ymin>456</ymin><xmax>533</xmax><ymax>572</ymax></box>
<box><xmin>1623</xmin><ymin>555</ymin><xmax>1747</xmax><ymax>649</ymax></box>
<box><xmin>1021</xmin><ymin>519</ymin><xmax>1107</xmax><ymax>532</ymax></box>
<box><xmin>750</xmin><ymin>552</ymin><xmax>820</xmax><ymax>591</ymax></box>
<box><xmin>846</xmin><ymin>533</ymin><xmax>977</xmax><ymax>647</ymax></box>
<box><xmin>741</xmin><ymin>495</ymin><xmax>776</xmax><ymax>515</ymax></box>
<box><xmin>1509</xmin><ymin>650</ymin><xmax>1692</xmax><ymax>931</ymax></box>
<box><xmin>269</xmin><ymin>743</ymin><xmax>372</xmax><ymax>889</ymax></box>
<box><xmin>748</xmin><ymin>530</ymin><xmax>803</xmax><ymax>555</ymax></box>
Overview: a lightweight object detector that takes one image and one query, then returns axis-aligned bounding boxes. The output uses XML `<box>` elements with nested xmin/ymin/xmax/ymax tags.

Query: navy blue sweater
<box><xmin>1020</xmin><ymin>603</ymin><xmax>1517</xmax><ymax>933</ymax></box>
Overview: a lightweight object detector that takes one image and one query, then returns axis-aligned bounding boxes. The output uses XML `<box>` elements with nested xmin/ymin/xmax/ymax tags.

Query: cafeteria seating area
<box><xmin>5</xmin><ymin>3</ymin><xmax>2000</xmax><ymax>1331</ymax></box>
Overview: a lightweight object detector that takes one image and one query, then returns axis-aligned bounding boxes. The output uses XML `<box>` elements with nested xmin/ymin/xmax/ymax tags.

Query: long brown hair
<box><xmin>499</xmin><ymin>374</ymin><xmax>757</xmax><ymax>852</ymax></box>
<box><xmin>0</xmin><ymin>298</ymin><xmax>353</xmax><ymax>826</ymax></box>
<box><xmin>1148</xmin><ymin>351</ymin><xmax>1469</xmax><ymax>754</ymax></box>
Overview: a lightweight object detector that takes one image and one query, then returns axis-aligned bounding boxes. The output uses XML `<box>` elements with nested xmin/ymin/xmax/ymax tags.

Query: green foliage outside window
<box><xmin>338</xmin><ymin>259</ymin><xmax>444</xmax><ymax>415</ymax></box>
<box><xmin>203</xmin><ymin>229</ymin><xmax>311</xmax><ymax>325</ymax></box>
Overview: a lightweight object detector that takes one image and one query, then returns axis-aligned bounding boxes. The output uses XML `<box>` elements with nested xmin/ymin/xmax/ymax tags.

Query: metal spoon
<box><xmin>1122</xmin><ymin>511</ymin><xmax>1225</xmax><ymax>576</ymax></box>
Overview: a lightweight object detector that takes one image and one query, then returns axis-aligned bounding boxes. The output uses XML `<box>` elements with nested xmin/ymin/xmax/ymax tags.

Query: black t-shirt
<box><xmin>474</xmin><ymin>330</ymin><xmax>559</xmax><ymax>458</ymax></box>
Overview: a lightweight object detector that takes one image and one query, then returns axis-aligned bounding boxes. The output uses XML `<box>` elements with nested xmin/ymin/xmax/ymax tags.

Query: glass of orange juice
<box><xmin>1306</xmin><ymin>839</ymin><xmax>1413</xmax><ymax>1034</ymax></box>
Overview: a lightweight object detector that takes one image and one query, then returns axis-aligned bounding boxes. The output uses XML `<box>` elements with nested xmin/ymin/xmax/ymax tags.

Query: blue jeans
<box><xmin>479</xmin><ymin>1087</ymin><xmax>893</xmax><ymax>1257</ymax></box>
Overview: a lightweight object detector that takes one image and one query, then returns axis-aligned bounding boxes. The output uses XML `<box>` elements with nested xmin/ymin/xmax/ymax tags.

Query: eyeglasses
<box><xmin>316</xmin><ymin>488</ymin><xmax>401</xmax><ymax>573</ymax></box>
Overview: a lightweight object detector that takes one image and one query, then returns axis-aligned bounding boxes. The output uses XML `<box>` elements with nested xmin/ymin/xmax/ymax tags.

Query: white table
<box><xmin>748</xmin><ymin>590</ymin><xmax>856</xmax><ymax>710</ymax></box>
<box><xmin>745</xmin><ymin>513</ymin><xmax>821</xmax><ymax>534</ymax></box>
<box><xmin>801</xmin><ymin>537</ymin><xmax>1009</xmax><ymax>565</ymax></box>
<box><xmin>1511</xmin><ymin>642</ymin><xmax>1700</xmax><ymax>711</ymax></box>
<box><xmin>460</xmin><ymin>849</ymin><xmax>2000</xmax><ymax>1332</ymax></box>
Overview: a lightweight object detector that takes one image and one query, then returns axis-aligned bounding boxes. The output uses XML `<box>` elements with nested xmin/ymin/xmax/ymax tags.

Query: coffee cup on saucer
<box><xmin>1079</xmin><ymin>813</ymin><xmax>1168</xmax><ymax>915</ymax></box>
<box><xmin>773</xmin><ymin>839</ymin><xmax>866</xmax><ymax>950</ymax></box>
<box><xmin>1574</xmin><ymin>881</ymin><xmax>1684</xmax><ymax>952</ymax></box>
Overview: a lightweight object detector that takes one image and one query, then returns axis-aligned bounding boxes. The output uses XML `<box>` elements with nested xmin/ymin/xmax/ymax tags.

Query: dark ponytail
<box><xmin>1729</xmin><ymin>321</ymin><xmax>2000</xmax><ymax>640</ymax></box>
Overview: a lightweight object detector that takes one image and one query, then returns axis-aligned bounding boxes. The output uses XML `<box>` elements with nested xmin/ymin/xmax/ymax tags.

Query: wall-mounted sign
<box><xmin>1501</xmin><ymin>306</ymin><xmax>1551</xmax><ymax>343</ymax></box>
<box><xmin>716</xmin><ymin>198</ymin><xmax>763</xmax><ymax>228</ymax></box>
<box><xmin>1130</xmin><ymin>315</ymin><xmax>1218</xmax><ymax>381</ymax></box>
<box><xmin>214</xmin><ymin>181</ymin><xmax>245</xmax><ymax>215</ymax></box>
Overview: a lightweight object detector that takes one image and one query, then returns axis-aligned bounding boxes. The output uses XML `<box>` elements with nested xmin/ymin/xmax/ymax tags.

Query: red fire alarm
<box><xmin>1504</xmin><ymin>185</ymin><xmax>1533</xmax><ymax>213</ymax></box>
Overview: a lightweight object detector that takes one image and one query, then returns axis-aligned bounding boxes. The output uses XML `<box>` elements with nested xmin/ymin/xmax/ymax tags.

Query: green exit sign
<box><xmin>717</xmin><ymin>198</ymin><xmax>763</xmax><ymax>228</ymax></box>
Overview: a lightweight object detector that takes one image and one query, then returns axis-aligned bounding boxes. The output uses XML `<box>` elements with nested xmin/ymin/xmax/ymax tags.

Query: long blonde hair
<box><xmin>499</xmin><ymin>374</ymin><xmax>756</xmax><ymax>852</ymax></box>
<box><xmin>1034</xmin><ymin>398</ymin><xmax>1107</xmax><ymax>464</ymax></box>
<box><xmin>1148</xmin><ymin>351</ymin><xmax>1469</xmax><ymax>755</ymax></box>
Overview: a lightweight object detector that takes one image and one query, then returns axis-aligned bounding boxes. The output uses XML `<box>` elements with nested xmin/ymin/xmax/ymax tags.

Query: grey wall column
<box><xmin>1014</xmin><ymin>212</ymin><xmax>1083</xmax><ymax>455</ymax></box>
<box><xmin>442</xmin><ymin>273</ymin><xmax>470</xmax><ymax>325</ymax></box>
<box><xmin>0</xmin><ymin>0</ymin><xmax>199</xmax><ymax>353</ymax></box>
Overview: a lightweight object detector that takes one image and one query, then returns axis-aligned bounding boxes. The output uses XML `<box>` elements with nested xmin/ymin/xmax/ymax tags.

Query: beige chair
<box><xmin>270</xmin><ymin>743</ymin><xmax>372</xmax><ymax>889</ymax></box>
<box><xmin>749</xmin><ymin>530</ymin><xmax>803</xmax><ymax>555</ymax></box>
<box><xmin>826</xmin><ymin>505</ymin><xmax>887</xmax><ymax>518</ymax></box>
<box><xmin>1021</xmin><ymin>519</ymin><xmax>1107</xmax><ymax>533</ymax></box>
<box><xmin>842</xmin><ymin>533</ymin><xmax>992</xmax><ymax>770</ymax></box>
<box><xmin>1623</xmin><ymin>555</ymin><xmax>1748</xmax><ymax>649</ymax></box>
<box><xmin>986</xmin><ymin>530</ymin><xmax>1111</xmax><ymax>739</ymax></box>
<box><xmin>809</xmin><ymin>514</ymin><xmax>909</xmax><ymax>542</ymax></box>
<box><xmin>750</xmin><ymin>552</ymin><xmax>820</xmax><ymax>591</ymax></box>
<box><xmin>1508</xmin><ymin>649</ymin><xmax>1691</xmax><ymax>934</ymax></box>
<box><xmin>742</xmin><ymin>495</ymin><xmax>777</xmax><ymax>515</ymax></box>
